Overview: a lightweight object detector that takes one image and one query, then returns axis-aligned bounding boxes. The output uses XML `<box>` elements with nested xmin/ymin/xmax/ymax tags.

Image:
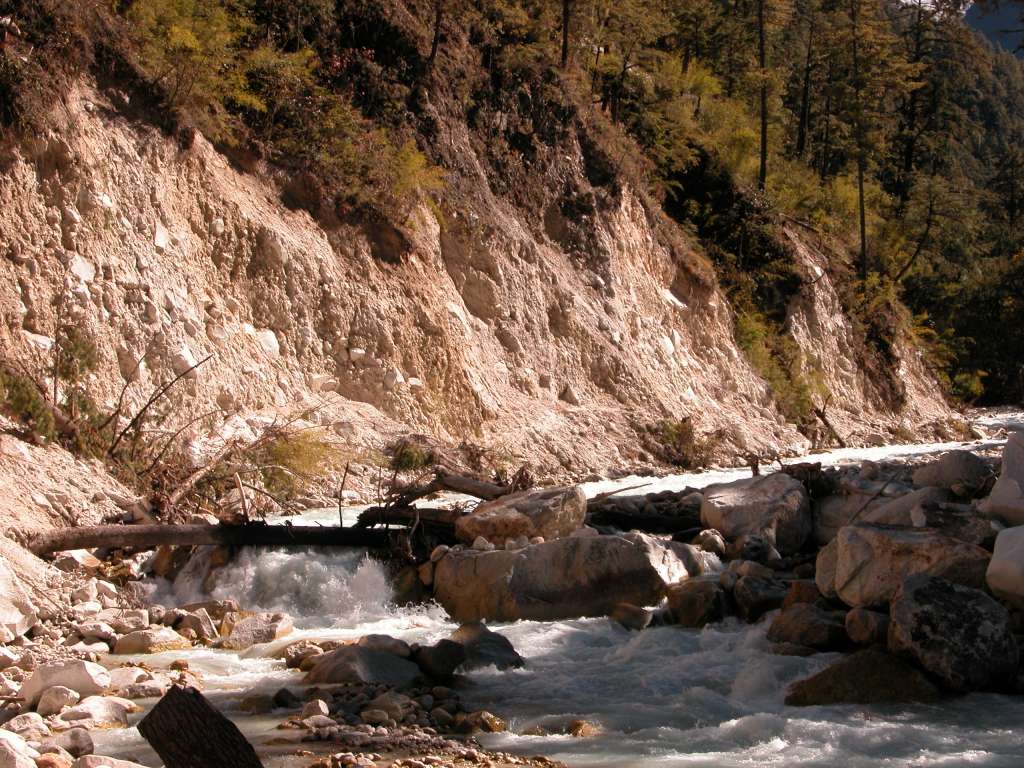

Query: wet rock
<box><xmin>304</xmin><ymin>646</ymin><xmax>422</xmax><ymax>689</ymax></box>
<box><xmin>700</xmin><ymin>472</ymin><xmax>811</xmax><ymax>555</ymax></box>
<box><xmin>665</xmin><ymin>580</ymin><xmax>728</xmax><ymax>627</ymax></box>
<box><xmin>272</xmin><ymin>688</ymin><xmax>302</xmax><ymax>709</ymax></box>
<box><xmin>36</xmin><ymin>687</ymin><xmax>80</xmax><ymax>717</ymax></box>
<box><xmin>220</xmin><ymin>612</ymin><xmax>293</xmax><ymax>650</ymax></box>
<box><xmin>815</xmin><ymin>539</ymin><xmax>838</xmax><ymax>599</ymax></box>
<box><xmin>18</xmin><ymin>662</ymin><xmax>110</xmax><ymax>708</ymax></box>
<box><xmin>844</xmin><ymin>608</ymin><xmax>890</xmax><ymax>645</ymax></box>
<box><xmin>832</xmin><ymin>524</ymin><xmax>990</xmax><ymax>608</ymax></box>
<box><xmin>413</xmin><ymin>640</ymin><xmax>466</xmax><ymax>681</ymax></box>
<box><xmin>767</xmin><ymin>604</ymin><xmax>847</xmax><ymax>650</ymax></box>
<box><xmin>283</xmin><ymin>641</ymin><xmax>323</xmax><ymax>669</ymax></box>
<box><xmin>176</xmin><ymin>609</ymin><xmax>217</xmax><ymax>643</ymax></box>
<box><xmin>448</xmin><ymin>622</ymin><xmax>524</xmax><ymax>670</ymax></box>
<box><xmin>888</xmin><ymin>574</ymin><xmax>1018</xmax><ymax>692</ymax></box>
<box><xmin>608</xmin><ymin>603</ymin><xmax>652</xmax><ymax>631</ymax></box>
<box><xmin>986</xmin><ymin>525</ymin><xmax>1024</xmax><ymax>609</ymax></box>
<box><xmin>302</xmin><ymin>699</ymin><xmax>330</xmax><ymax>718</ymax></box>
<box><xmin>433</xmin><ymin>532</ymin><xmax>712</xmax><ymax>622</ymax></box>
<box><xmin>454</xmin><ymin>486</ymin><xmax>586</xmax><ymax>547</ymax></box>
<box><xmin>357</xmin><ymin>635</ymin><xmax>411</xmax><ymax>658</ymax></box>
<box><xmin>113</xmin><ymin>628</ymin><xmax>190</xmax><ymax>655</ymax></box>
<box><xmin>912</xmin><ymin>450</ymin><xmax>990</xmax><ymax>495</ymax></box>
<box><xmin>180</xmin><ymin>599</ymin><xmax>240</xmax><ymax>621</ymax></box>
<box><xmin>41</xmin><ymin>728</ymin><xmax>92</xmax><ymax>758</ymax></box>
<box><xmin>692</xmin><ymin>529</ymin><xmax>726</xmax><ymax>556</ymax></box>
<box><xmin>782</xmin><ymin>580</ymin><xmax>821</xmax><ymax>609</ymax></box>
<box><xmin>785</xmin><ymin>648</ymin><xmax>941</xmax><ymax>706</ymax></box>
<box><xmin>732</xmin><ymin>574</ymin><xmax>789</xmax><ymax>622</ymax></box>
<box><xmin>979</xmin><ymin>432</ymin><xmax>1024</xmax><ymax>524</ymax></box>
<box><xmin>459</xmin><ymin>710</ymin><xmax>505</xmax><ymax>734</ymax></box>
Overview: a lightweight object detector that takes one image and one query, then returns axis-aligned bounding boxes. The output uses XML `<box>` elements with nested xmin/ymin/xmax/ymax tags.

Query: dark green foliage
<box><xmin>0</xmin><ymin>370</ymin><xmax>55</xmax><ymax>440</ymax></box>
<box><xmin>389</xmin><ymin>439</ymin><xmax>435</xmax><ymax>473</ymax></box>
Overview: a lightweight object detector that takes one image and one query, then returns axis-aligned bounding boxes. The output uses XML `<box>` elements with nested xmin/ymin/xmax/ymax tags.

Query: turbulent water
<box><xmin>96</xmin><ymin>412</ymin><xmax>1024</xmax><ymax>767</ymax></box>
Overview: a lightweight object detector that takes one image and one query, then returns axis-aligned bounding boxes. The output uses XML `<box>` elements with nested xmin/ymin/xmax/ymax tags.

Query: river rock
<box><xmin>176</xmin><ymin>608</ymin><xmax>217</xmax><ymax>643</ymax></box>
<box><xmin>767</xmin><ymin>603</ymin><xmax>847</xmax><ymax>650</ymax></box>
<box><xmin>863</xmin><ymin>487</ymin><xmax>952</xmax><ymax>527</ymax></box>
<box><xmin>220</xmin><ymin>612</ymin><xmax>293</xmax><ymax>650</ymax></box>
<box><xmin>36</xmin><ymin>687</ymin><xmax>80</xmax><ymax>717</ymax></box>
<box><xmin>18</xmin><ymin>661</ymin><xmax>110</xmax><ymax>708</ymax></box>
<box><xmin>113</xmin><ymin>627</ymin><xmax>190</xmax><ymax>655</ymax></box>
<box><xmin>844</xmin><ymin>607</ymin><xmax>890</xmax><ymax>645</ymax></box>
<box><xmin>304</xmin><ymin>646</ymin><xmax>422</xmax><ymax>688</ymax></box>
<box><xmin>782</xmin><ymin>580</ymin><xmax>821</xmax><ymax>609</ymax></box>
<box><xmin>0</xmin><ymin>561</ymin><xmax>37</xmax><ymax>643</ymax></box>
<box><xmin>52</xmin><ymin>697</ymin><xmax>136</xmax><ymax>730</ymax></box>
<box><xmin>785</xmin><ymin>648</ymin><xmax>941</xmax><ymax>706</ymax></box>
<box><xmin>912</xmin><ymin>450</ymin><xmax>990</xmax><ymax>495</ymax></box>
<box><xmin>0</xmin><ymin>743</ymin><xmax>35</xmax><ymax>768</ymax></box>
<box><xmin>449</xmin><ymin>622</ymin><xmax>525</xmax><ymax>670</ymax></box>
<box><xmin>3</xmin><ymin>712</ymin><xmax>48</xmax><ymax>741</ymax></box>
<box><xmin>814</xmin><ymin>538</ymin><xmax>838</xmax><ymax>599</ymax></box>
<box><xmin>454</xmin><ymin>486</ymin><xmax>587</xmax><ymax>547</ymax></box>
<box><xmin>665</xmin><ymin>580</ymin><xmax>728</xmax><ymax>627</ymax></box>
<box><xmin>986</xmin><ymin>525</ymin><xmax>1024</xmax><ymax>609</ymax></box>
<box><xmin>733</xmin><ymin>574</ymin><xmax>789</xmax><ymax>622</ymax></box>
<box><xmin>979</xmin><ymin>432</ymin><xmax>1024</xmax><ymax>524</ymax></box>
<box><xmin>40</xmin><ymin>728</ymin><xmax>92</xmax><ymax>758</ymax></box>
<box><xmin>413</xmin><ymin>640</ymin><xmax>466</xmax><ymax>680</ymax></box>
<box><xmin>608</xmin><ymin>603</ymin><xmax>653</xmax><ymax>631</ymax></box>
<box><xmin>94</xmin><ymin>609</ymin><xmax>147</xmax><ymax>634</ymax></box>
<box><xmin>433</xmin><ymin>532</ymin><xmax>713</xmax><ymax>622</ymax></box>
<box><xmin>700</xmin><ymin>473</ymin><xmax>811</xmax><ymax>555</ymax></box>
<box><xmin>832</xmin><ymin>524</ymin><xmax>990</xmax><ymax>608</ymax></box>
<box><xmin>357</xmin><ymin>634</ymin><xmax>411</xmax><ymax>658</ymax></box>
<box><xmin>71</xmin><ymin>757</ymin><xmax>149</xmax><ymax>768</ymax></box>
<box><xmin>888</xmin><ymin>574</ymin><xmax>1018</xmax><ymax>692</ymax></box>
<box><xmin>813</xmin><ymin>494</ymin><xmax>886</xmax><ymax>545</ymax></box>
<box><xmin>0</xmin><ymin>731</ymin><xmax>36</xmax><ymax>763</ymax></box>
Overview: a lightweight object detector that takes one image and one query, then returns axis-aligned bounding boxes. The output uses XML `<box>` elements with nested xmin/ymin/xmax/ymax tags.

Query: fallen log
<box><xmin>138</xmin><ymin>685</ymin><xmax>263</xmax><ymax>768</ymax></box>
<box><xmin>355</xmin><ymin>505</ymin><xmax>464</xmax><ymax>530</ymax></box>
<box><xmin>22</xmin><ymin>522</ymin><xmax>390</xmax><ymax>556</ymax></box>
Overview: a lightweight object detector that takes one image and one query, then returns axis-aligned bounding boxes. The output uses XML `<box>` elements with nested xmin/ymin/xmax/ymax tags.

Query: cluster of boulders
<box><xmin>600</xmin><ymin>435</ymin><xmax>1024</xmax><ymax>705</ymax></box>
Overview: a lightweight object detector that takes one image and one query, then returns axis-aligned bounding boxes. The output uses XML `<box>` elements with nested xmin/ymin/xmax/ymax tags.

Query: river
<box><xmin>94</xmin><ymin>410</ymin><xmax>1024</xmax><ymax>767</ymax></box>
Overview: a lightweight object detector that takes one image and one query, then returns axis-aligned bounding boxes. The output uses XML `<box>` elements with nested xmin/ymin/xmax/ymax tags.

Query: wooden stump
<box><xmin>137</xmin><ymin>685</ymin><xmax>264</xmax><ymax>768</ymax></box>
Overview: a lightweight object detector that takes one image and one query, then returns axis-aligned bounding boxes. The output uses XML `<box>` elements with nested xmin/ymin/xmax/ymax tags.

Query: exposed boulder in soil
<box><xmin>0</xmin><ymin>560</ymin><xmax>38</xmax><ymax>642</ymax></box>
<box><xmin>785</xmin><ymin>648</ymin><xmax>941</xmax><ymax>706</ymax></box>
<box><xmin>18</xmin><ymin>661</ymin><xmax>111</xmax><ymax>708</ymax></box>
<box><xmin>767</xmin><ymin>603</ymin><xmax>847</xmax><ymax>650</ymax></box>
<box><xmin>113</xmin><ymin>628</ymin><xmax>190</xmax><ymax>655</ymax></box>
<box><xmin>433</xmin><ymin>532</ymin><xmax>714</xmax><ymax>622</ymax></box>
<box><xmin>888</xmin><ymin>574</ymin><xmax>1018</xmax><ymax>692</ymax></box>
<box><xmin>987</xmin><ymin>525</ymin><xmax>1024</xmax><ymax>609</ymax></box>
<box><xmin>844</xmin><ymin>607</ymin><xmax>890</xmax><ymax>645</ymax></box>
<box><xmin>454</xmin><ymin>486</ymin><xmax>586</xmax><ymax>547</ymax></box>
<box><xmin>303</xmin><ymin>646</ymin><xmax>422</xmax><ymax>688</ymax></box>
<box><xmin>912</xmin><ymin>450</ymin><xmax>991</xmax><ymax>495</ymax></box>
<box><xmin>665</xmin><ymin>580</ymin><xmax>728</xmax><ymax>627</ymax></box>
<box><xmin>832</xmin><ymin>524</ymin><xmax>990</xmax><ymax>608</ymax></box>
<box><xmin>449</xmin><ymin>622</ymin><xmax>525</xmax><ymax>670</ymax></box>
<box><xmin>700</xmin><ymin>473</ymin><xmax>811</xmax><ymax>555</ymax></box>
<box><xmin>979</xmin><ymin>432</ymin><xmax>1024</xmax><ymax>525</ymax></box>
<box><xmin>732</xmin><ymin>574</ymin><xmax>789</xmax><ymax>622</ymax></box>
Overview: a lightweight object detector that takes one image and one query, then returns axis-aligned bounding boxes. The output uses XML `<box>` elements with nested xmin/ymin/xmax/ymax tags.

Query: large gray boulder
<box><xmin>767</xmin><ymin>603</ymin><xmax>847</xmax><ymax>650</ymax></box>
<box><xmin>18</xmin><ymin>661</ymin><xmax>110</xmax><ymax>708</ymax></box>
<box><xmin>889</xmin><ymin>574</ymin><xmax>1018</xmax><ymax>692</ymax></box>
<box><xmin>304</xmin><ymin>646</ymin><xmax>421</xmax><ymax>688</ymax></box>
<box><xmin>987</xmin><ymin>525</ymin><xmax>1024</xmax><ymax>609</ymax></box>
<box><xmin>700</xmin><ymin>473</ymin><xmax>810</xmax><ymax>554</ymax></box>
<box><xmin>912</xmin><ymin>450</ymin><xmax>990</xmax><ymax>495</ymax></box>
<box><xmin>812</xmin><ymin>494</ymin><xmax>886</xmax><ymax>545</ymax></box>
<box><xmin>449</xmin><ymin>622</ymin><xmax>524</xmax><ymax>670</ymax></box>
<box><xmin>832</xmin><ymin>524</ymin><xmax>990</xmax><ymax>608</ymax></box>
<box><xmin>454</xmin><ymin>486</ymin><xmax>586</xmax><ymax>547</ymax></box>
<box><xmin>433</xmin><ymin>532</ymin><xmax>714</xmax><ymax>622</ymax></box>
<box><xmin>220</xmin><ymin>612</ymin><xmax>293</xmax><ymax>650</ymax></box>
<box><xmin>979</xmin><ymin>432</ymin><xmax>1024</xmax><ymax>524</ymax></box>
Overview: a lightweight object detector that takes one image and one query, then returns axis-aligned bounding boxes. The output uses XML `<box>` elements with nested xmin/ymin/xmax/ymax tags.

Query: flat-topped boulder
<box><xmin>433</xmin><ymin>532</ymin><xmax>715</xmax><ymax>622</ymax></box>
<box><xmin>700</xmin><ymin>473</ymin><xmax>810</xmax><ymax>555</ymax></box>
<box><xmin>832</xmin><ymin>524</ymin><xmax>990</xmax><ymax>608</ymax></box>
<box><xmin>454</xmin><ymin>486</ymin><xmax>587</xmax><ymax>547</ymax></box>
<box><xmin>113</xmin><ymin>627</ymin><xmax>190</xmax><ymax>655</ymax></box>
<box><xmin>987</xmin><ymin>525</ymin><xmax>1024</xmax><ymax>609</ymax></box>
<box><xmin>785</xmin><ymin>648</ymin><xmax>941</xmax><ymax>706</ymax></box>
<box><xmin>304</xmin><ymin>645</ymin><xmax>421</xmax><ymax>689</ymax></box>
<box><xmin>18</xmin><ymin>661</ymin><xmax>110</xmax><ymax>708</ymax></box>
<box><xmin>912</xmin><ymin>450</ymin><xmax>990</xmax><ymax>494</ymax></box>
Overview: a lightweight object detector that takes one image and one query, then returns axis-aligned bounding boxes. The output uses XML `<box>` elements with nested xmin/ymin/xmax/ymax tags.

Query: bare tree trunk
<box><xmin>796</xmin><ymin>24</ymin><xmax>815</xmax><ymax>158</ymax></box>
<box><xmin>138</xmin><ymin>686</ymin><xmax>263</xmax><ymax>768</ymax></box>
<box><xmin>23</xmin><ymin>523</ymin><xmax>390</xmax><ymax>556</ymax></box>
<box><xmin>757</xmin><ymin>0</ymin><xmax>769</xmax><ymax>190</ymax></box>
<box><xmin>561</xmin><ymin>0</ymin><xmax>573</xmax><ymax>69</ymax></box>
<box><xmin>428</xmin><ymin>1</ymin><xmax>443</xmax><ymax>67</ymax></box>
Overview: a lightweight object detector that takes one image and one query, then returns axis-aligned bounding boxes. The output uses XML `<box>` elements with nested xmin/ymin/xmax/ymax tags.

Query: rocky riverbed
<box><xmin>0</xmin><ymin>412</ymin><xmax>1022</xmax><ymax>767</ymax></box>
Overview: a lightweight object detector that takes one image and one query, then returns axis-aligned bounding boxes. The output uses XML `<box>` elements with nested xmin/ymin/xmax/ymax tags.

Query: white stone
<box><xmin>986</xmin><ymin>525</ymin><xmax>1024</xmax><ymax>609</ymax></box>
<box><xmin>383</xmin><ymin>367</ymin><xmax>404</xmax><ymax>391</ymax></box>
<box><xmin>302</xmin><ymin>699</ymin><xmax>330</xmax><ymax>718</ymax></box>
<box><xmin>255</xmin><ymin>329</ymin><xmax>280</xmax><ymax>357</ymax></box>
<box><xmin>68</xmin><ymin>256</ymin><xmax>96</xmax><ymax>284</ymax></box>
<box><xmin>700</xmin><ymin>473</ymin><xmax>811</xmax><ymax>555</ymax></box>
<box><xmin>153</xmin><ymin>222</ymin><xmax>170</xmax><ymax>252</ymax></box>
<box><xmin>113</xmin><ymin>627</ymin><xmax>190</xmax><ymax>655</ymax></box>
<box><xmin>210</xmin><ymin>218</ymin><xmax>225</xmax><ymax>237</ymax></box>
<box><xmin>0</xmin><ymin>742</ymin><xmax>34</xmax><ymax>768</ymax></box>
<box><xmin>348</xmin><ymin>348</ymin><xmax>366</xmax><ymax>364</ymax></box>
<box><xmin>169</xmin><ymin>345</ymin><xmax>199</xmax><ymax>378</ymax></box>
<box><xmin>0</xmin><ymin>561</ymin><xmax>37</xmax><ymax>642</ymax></box>
<box><xmin>36</xmin><ymin>686</ymin><xmax>80</xmax><ymax>717</ymax></box>
<box><xmin>18</xmin><ymin>661</ymin><xmax>110</xmax><ymax>708</ymax></box>
<box><xmin>71</xmin><ymin>580</ymin><xmax>98</xmax><ymax>604</ymax></box>
<box><xmin>53</xmin><ymin>697</ymin><xmax>136</xmax><ymax>731</ymax></box>
<box><xmin>980</xmin><ymin>432</ymin><xmax>1024</xmax><ymax>525</ymax></box>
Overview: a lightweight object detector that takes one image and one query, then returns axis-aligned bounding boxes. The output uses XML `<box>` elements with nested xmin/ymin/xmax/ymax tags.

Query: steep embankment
<box><xmin>0</xmin><ymin>82</ymin><xmax>955</xmax><ymax>489</ymax></box>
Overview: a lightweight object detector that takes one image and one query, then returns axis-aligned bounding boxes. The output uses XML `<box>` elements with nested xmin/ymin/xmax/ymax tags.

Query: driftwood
<box><xmin>138</xmin><ymin>685</ymin><xmax>263</xmax><ymax>768</ymax></box>
<box><xmin>587</xmin><ymin>491</ymin><xmax>702</xmax><ymax>534</ymax></box>
<box><xmin>23</xmin><ymin>522</ymin><xmax>390</xmax><ymax>556</ymax></box>
<box><xmin>355</xmin><ymin>505</ymin><xmax>465</xmax><ymax>530</ymax></box>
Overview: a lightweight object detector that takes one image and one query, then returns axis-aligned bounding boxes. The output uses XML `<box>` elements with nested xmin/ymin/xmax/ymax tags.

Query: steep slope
<box><xmin>0</xmin><ymin>79</ymin><xmax>955</xmax><ymax>484</ymax></box>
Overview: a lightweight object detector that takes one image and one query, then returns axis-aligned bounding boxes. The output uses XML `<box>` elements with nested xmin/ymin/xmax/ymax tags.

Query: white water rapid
<box><xmin>95</xmin><ymin>411</ymin><xmax>1024</xmax><ymax>767</ymax></box>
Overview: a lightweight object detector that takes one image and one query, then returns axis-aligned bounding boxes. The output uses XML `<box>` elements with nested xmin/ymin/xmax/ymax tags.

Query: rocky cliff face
<box><xmin>0</xmin><ymin>82</ymin><xmax>955</xmax><ymax>483</ymax></box>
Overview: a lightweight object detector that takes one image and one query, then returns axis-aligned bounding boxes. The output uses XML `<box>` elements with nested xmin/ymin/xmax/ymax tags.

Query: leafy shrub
<box><xmin>0</xmin><ymin>370</ymin><xmax>55</xmax><ymax>440</ymax></box>
<box><xmin>642</xmin><ymin>417</ymin><xmax>716</xmax><ymax>469</ymax></box>
<box><xmin>254</xmin><ymin>429</ymin><xmax>342</xmax><ymax>498</ymax></box>
<box><xmin>389</xmin><ymin>439</ymin><xmax>435</xmax><ymax>473</ymax></box>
